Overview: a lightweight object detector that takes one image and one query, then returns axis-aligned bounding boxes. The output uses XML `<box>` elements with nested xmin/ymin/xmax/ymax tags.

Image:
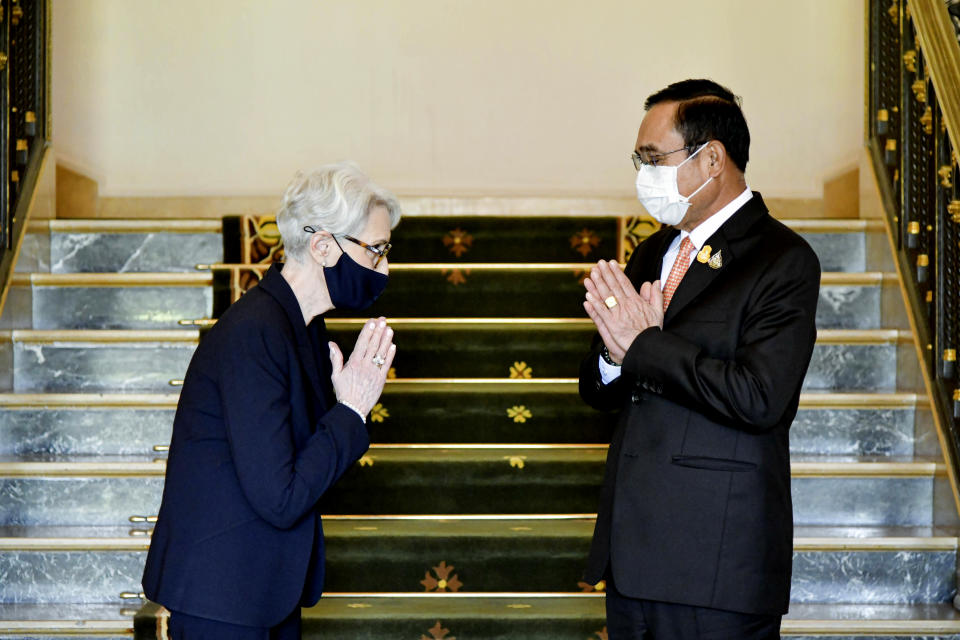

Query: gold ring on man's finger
<box><xmin>604</xmin><ymin>296</ymin><xmax>618</xmax><ymax>309</ymax></box>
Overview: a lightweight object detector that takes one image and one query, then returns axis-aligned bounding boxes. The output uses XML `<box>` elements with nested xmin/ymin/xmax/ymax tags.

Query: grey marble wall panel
<box><xmin>790</xmin><ymin>550</ymin><xmax>956</xmax><ymax>604</ymax></box>
<box><xmin>816</xmin><ymin>285</ymin><xmax>881</xmax><ymax>329</ymax></box>
<box><xmin>32</xmin><ymin>286</ymin><xmax>211</xmax><ymax>330</ymax></box>
<box><xmin>0</xmin><ymin>477</ymin><xmax>164</xmax><ymax>526</ymax></box>
<box><xmin>790</xmin><ymin>408</ymin><xmax>914</xmax><ymax>456</ymax></box>
<box><xmin>792</xmin><ymin>477</ymin><xmax>932</xmax><ymax>526</ymax></box>
<box><xmin>799</xmin><ymin>233</ymin><xmax>866</xmax><ymax>273</ymax></box>
<box><xmin>12</xmin><ymin>342</ymin><xmax>195</xmax><ymax>393</ymax></box>
<box><xmin>14</xmin><ymin>232</ymin><xmax>50</xmax><ymax>273</ymax></box>
<box><xmin>51</xmin><ymin>233</ymin><xmax>222</xmax><ymax>273</ymax></box>
<box><xmin>0</xmin><ymin>409</ymin><xmax>175</xmax><ymax>456</ymax></box>
<box><xmin>803</xmin><ymin>344</ymin><xmax>897</xmax><ymax>392</ymax></box>
<box><xmin>0</xmin><ymin>550</ymin><xmax>146</xmax><ymax>603</ymax></box>
<box><xmin>0</xmin><ymin>286</ymin><xmax>32</xmax><ymax>329</ymax></box>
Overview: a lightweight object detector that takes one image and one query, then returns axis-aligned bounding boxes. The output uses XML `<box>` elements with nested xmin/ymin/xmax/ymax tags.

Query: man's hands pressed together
<box><xmin>583</xmin><ymin>259</ymin><xmax>664</xmax><ymax>365</ymax></box>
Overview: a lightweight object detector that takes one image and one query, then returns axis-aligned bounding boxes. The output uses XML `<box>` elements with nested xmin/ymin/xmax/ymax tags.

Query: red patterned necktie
<box><xmin>662</xmin><ymin>236</ymin><xmax>694</xmax><ymax>311</ymax></box>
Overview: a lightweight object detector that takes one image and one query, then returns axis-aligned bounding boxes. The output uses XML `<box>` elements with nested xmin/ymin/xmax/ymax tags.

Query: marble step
<box><xmin>0</xmin><ymin>327</ymin><xmax>907</xmax><ymax>393</ymax></box>
<box><xmin>0</xmin><ymin>395</ymin><xmax>179</xmax><ymax>457</ymax></box>
<box><xmin>18</xmin><ymin>219</ymin><xmax>223</xmax><ymax>274</ymax></box>
<box><xmin>0</xmin><ymin>524</ymin><xmax>955</xmax><ymax>604</ymax></box>
<box><xmin>326</xmin><ymin>322</ymin><xmax>910</xmax><ymax>391</ymax></box>
<box><xmin>291</xmin><ymin>216</ymin><xmax>886</xmax><ymax>272</ymax></box>
<box><xmin>0</xmin><ymin>330</ymin><xmax>198</xmax><ymax>393</ymax></box>
<box><xmin>15</xmin><ymin>218</ymin><xmax>883</xmax><ymax>275</ymax></box>
<box><xmin>0</xmin><ymin>391</ymin><xmax>926</xmax><ymax>456</ymax></box>
<box><xmin>0</xmin><ymin>604</ymin><xmax>134</xmax><ymax>639</ymax></box>
<box><xmin>2</xmin><ymin>273</ymin><xmax>213</xmax><ymax>330</ymax></box>
<box><xmin>131</xmin><ymin>599</ymin><xmax>960</xmax><ymax>640</ymax></box>
<box><xmin>788</xmin><ymin>219</ymin><xmax>892</xmax><ymax>274</ymax></box>
<box><xmin>296</xmin><ymin>268</ymin><xmax>894</xmax><ymax>324</ymax></box>
<box><xmin>351</xmin><ymin>215</ymin><xmax>624</xmax><ymax>264</ymax></box>
<box><xmin>328</xmin><ymin>451</ymin><xmax>947</xmax><ymax>525</ymax></box>
<box><xmin>0</xmin><ymin>528</ymin><xmax>148</xmax><ymax>605</ymax></box>
<box><xmin>0</xmin><ymin>270</ymin><xmax>894</xmax><ymax>331</ymax></box>
<box><xmin>0</xmin><ymin>454</ymin><xmax>946</xmax><ymax>526</ymax></box>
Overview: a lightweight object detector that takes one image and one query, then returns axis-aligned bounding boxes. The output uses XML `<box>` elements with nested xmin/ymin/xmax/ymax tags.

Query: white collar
<box><xmin>679</xmin><ymin>187</ymin><xmax>753</xmax><ymax>251</ymax></box>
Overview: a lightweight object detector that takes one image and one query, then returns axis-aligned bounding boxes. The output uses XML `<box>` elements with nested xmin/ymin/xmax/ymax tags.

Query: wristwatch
<box><xmin>600</xmin><ymin>346</ymin><xmax>621</xmax><ymax>367</ymax></box>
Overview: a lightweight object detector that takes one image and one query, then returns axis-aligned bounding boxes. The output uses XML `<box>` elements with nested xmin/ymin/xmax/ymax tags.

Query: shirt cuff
<box><xmin>598</xmin><ymin>353</ymin><xmax>622</xmax><ymax>385</ymax></box>
<box><xmin>338</xmin><ymin>400</ymin><xmax>367</xmax><ymax>423</ymax></box>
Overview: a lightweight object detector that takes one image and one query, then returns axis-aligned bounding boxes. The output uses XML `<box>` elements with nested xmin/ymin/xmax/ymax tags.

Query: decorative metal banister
<box><xmin>0</xmin><ymin>0</ymin><xmax>50</xmax><ymax>319</ymax></box>
<box><xmin>867</xmin><ymin>0</ymin><xmax>960</xmax><ymax>510</ymax></box>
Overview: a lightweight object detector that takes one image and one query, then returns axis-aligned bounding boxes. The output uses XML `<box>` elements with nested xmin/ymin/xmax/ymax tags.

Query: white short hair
<box><xmin>276</xmin><ymin>163</ymin><xmax>401</xmax><ymax>261</ymax></box>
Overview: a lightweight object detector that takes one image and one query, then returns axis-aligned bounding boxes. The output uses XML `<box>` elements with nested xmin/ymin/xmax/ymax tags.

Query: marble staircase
<box><xmin>0</xmin><ymin>216</ymin><xmax>959</xmax><ymax>639</ymax></box>
<box><xmin>0</xmin><ymin>221</ymin><xmax>221</xmax><ymax>640</ymax></box>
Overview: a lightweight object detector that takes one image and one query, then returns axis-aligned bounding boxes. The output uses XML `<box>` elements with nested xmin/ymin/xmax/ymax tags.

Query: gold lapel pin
<box><xmin>708</xmin><ymin>250</ymin><xmax>723</xmax><ymax>270</ymax></box>
<box><xmin>696</xmin><ymin>245</ymin><xmax>712</xmax><ymax>263</ymax></box>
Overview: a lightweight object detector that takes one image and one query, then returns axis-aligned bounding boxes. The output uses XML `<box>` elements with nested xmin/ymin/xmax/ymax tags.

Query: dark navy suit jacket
<box><xmin>580</xmin><ymin>193</ymin><xmax>821</xmax><ymax>615</ymax></box>
<box><xmin>142</xmin><ymin>263</ymin><xmax>369</xmax><ymax>627</ymax></box>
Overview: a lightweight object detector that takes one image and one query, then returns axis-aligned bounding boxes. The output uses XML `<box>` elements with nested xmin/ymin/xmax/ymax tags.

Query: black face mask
<box><xmin>323</xmin><ymin>237</ymin><xmax>388</xmax><ymax>311</ymax></box>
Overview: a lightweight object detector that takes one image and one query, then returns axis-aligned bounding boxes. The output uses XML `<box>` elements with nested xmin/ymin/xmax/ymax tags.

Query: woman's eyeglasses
<box><xmin>303</xmin><ymin>226</ymin><xmax>392</xmax><ymax>268</ymax></box>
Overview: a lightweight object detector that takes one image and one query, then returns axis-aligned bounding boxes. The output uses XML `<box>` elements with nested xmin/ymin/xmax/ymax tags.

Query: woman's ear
<box><xmin>308</xmin><ymin>230</ymin><xmax>334</xmax><ymax>268</ymax></box>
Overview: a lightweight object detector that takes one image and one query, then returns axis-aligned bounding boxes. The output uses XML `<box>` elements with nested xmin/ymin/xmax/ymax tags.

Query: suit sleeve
<box><xmin>217</xmin><ymin>322</ymin><xmax>370</xmax><ymax>529</ymax></box>
<box><xmin>579</xmin><ymin>333</ymin><xmax>627</xmax><ymax>411</ymax></box>
<box><xmin>622</xmin><ymin>243</ymin><xmax>821</xmax><ymax>432</ymax></box>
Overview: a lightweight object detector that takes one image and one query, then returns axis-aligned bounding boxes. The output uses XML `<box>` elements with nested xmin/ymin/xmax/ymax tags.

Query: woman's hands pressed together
<box><xmin>328</xmin><ymin>317</ymin><xmax>396</xmax><ymax>417</ymax></box>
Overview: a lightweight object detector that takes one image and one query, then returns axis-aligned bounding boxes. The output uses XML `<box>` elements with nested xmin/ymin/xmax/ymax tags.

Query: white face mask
<box><xmin>635</xmin><ymin>143</ymin><xmax>713</xmax><ymax>226</ymax></box>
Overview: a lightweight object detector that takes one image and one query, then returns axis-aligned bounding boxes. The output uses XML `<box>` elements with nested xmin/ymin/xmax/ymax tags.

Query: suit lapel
<box><xmin>662</xmin><ymin>193</ymin><xmax>769</xmax><ymax>324</ymax></box>
<box><xmin>633</xmin><ymin>228</ymin><xmax>679</xmax><ymax>284</ymax></box>
<box><xmin>258</xmin><ymin>264</ymin><xmax>329</xmax><ymax>405</ymax></box>
<box><xmin>662</xmin><ymin>232</ymin><xmax>733</xmax><ymax>324</ymax></box>
<box><xmin>295</xmin><ymin>322</ymin><xmax>331</xmax><ymax>408</ymax></box>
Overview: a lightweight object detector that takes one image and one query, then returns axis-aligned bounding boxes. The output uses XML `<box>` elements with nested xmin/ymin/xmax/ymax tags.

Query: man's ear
<box><xmin>704</xmin><ymin>141</ymin><xmax>727</xmax><ymax>178</ymax></box>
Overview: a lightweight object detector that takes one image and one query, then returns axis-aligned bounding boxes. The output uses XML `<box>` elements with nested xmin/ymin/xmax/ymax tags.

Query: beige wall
<box><xmin>52</xmin><ymin>0</ymin><xmax>863</xmax><ymax>200</ymax></box>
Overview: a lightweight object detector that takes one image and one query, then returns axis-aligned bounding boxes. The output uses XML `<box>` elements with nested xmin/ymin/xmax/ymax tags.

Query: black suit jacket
<box><xmin>580</xmin><ymin>193</ymin><xmax>820</xmax><ymax>615</ymax></box>
<box><xmin>142</xmin><ymin>263</ymin><xmax>369</xmax><ymax>627</ymax></box>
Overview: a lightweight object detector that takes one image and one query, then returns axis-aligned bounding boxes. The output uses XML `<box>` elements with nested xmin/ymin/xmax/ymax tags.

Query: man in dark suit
<box><xmin>580</xmin><ymin>79</ymin><xmax>820</xmax><ymax>639</ymax></box>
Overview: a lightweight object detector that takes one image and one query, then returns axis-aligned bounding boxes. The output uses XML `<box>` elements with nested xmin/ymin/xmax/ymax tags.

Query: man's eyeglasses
<box><xmin>631</xmin><ymin>145</ymin><xmax>694</xmax><ymax>169</ymax></box>
<box><xmin>303</xmin><ymin>226</ymin><xmax>392</xmax><ymax>268</ymax></box>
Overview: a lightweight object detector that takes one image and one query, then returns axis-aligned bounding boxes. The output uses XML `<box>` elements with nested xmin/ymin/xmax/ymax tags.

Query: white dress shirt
<box><xmin>598</xmin><ymin>187</ymin><xmax>753</xmax><ymax>384</ymax></box>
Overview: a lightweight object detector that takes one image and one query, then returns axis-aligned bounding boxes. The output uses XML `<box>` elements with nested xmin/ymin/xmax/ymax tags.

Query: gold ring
<box><xmin>604</xmin><ymin>296</ymin><xmax>618</xmax><ymax>309</ymax></box>
<box><xmin>372</xmin><ymin>354</ymin><xmax>386</xmax><ymax>368</ymax></box>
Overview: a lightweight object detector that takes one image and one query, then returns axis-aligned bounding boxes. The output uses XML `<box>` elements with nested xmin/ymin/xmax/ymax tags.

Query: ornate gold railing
<box><xmin>0</xmin><ymin>0</ymin><xmax>50</xmax><ymax>316</ymax></box>
<box><xmin>867</xmin><ymin>0</ymin><xmax>960</xmax><ymax>507</ymax></box>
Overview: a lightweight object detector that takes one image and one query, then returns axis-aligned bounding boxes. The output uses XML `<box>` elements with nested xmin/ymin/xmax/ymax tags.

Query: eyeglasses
<box><xmin>303</xmin><ymin>226</ymin><xmax>392</xmax><ymax>268</ymax></box>
<box><xmin>631</xmin><ymin>145</ymin><xmax>694</xmax><ymax>169</ymax></box>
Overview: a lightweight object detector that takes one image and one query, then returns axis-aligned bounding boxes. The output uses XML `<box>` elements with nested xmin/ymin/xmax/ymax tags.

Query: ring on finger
<box><xmin>604</xmin><ymin>295</ymin><xmax>618</xmax><ymax>309</ymax></box>
<box><xmin>372</xmin><ymin>354</ymin><xmax>386</xmax><ymax>368</ymax></box>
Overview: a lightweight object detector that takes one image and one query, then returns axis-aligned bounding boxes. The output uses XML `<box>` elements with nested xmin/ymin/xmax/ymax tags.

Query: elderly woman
<box><xmin>142</xmin><ymin>163</ymin><xmax>400</xmax><ymax>639</ymax></box>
